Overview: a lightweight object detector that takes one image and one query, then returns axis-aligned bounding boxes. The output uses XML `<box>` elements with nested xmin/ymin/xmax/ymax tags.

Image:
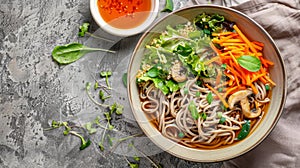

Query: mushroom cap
<box><xmin>228</xmin><ymin>90</ymin><xmax>252</xmax><ymax>109</ymax></box>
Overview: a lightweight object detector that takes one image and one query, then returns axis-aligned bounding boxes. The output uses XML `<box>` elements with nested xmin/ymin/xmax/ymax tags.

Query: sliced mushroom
<box><xmin>240</xmin><ymin>98</ymin><xmax>261</xmax><ymax>118</ymax></box>
<box><xmin>228</xmin><ymin>90</ymin><xmax>252</xmax><ymax>109</ymax></box>
<box><xmin>171</xmin><ymin>61</ymin><xmax>187</xmax><ymax>83</ymax></box>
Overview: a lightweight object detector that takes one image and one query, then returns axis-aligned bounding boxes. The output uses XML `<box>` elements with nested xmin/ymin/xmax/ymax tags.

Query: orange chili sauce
<box><xmin>98</xmin><ymin>0</ymin><xmax>152</xmax><ymax>29</ymax></box>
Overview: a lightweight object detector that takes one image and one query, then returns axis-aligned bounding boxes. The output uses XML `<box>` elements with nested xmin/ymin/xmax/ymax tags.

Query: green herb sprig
<box><xmin>52</xmin><ymin>43</ymin><xmax>115</xmax><ymax>65</ymax></box>
<box><xmin>79</xmin><ymin>22</ymin><xmax>114</xmax><ymax>43</ymax></box>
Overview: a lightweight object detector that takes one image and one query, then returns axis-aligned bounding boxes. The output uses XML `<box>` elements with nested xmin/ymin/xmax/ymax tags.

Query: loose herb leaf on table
<box><xmin>162</xmin><ymin>0</ymin><xmax>174</xmax><ymax>12</ymax></box>
<box><xmin>52</xmin><ymin>43</ymin><xmax>115</xmax><ymax>65</ymax></box>
<box><xmin>78</xmin><ymin>22</ymin><xmax>114</xmax><ymax>42</ymax></box>
<box><xmin>78</xmin><ymin>22</ymin><xmax>90</xmax><ymax>37</ymax></box>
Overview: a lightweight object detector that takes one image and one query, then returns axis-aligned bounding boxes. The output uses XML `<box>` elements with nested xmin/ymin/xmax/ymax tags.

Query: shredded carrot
<box><xmin>210</xmin><ymin>42</ymin><xmax>221</xmax><ymax>55</ymax></box>
<box><xmin>224</xmin><ymin>86</ymin><xmax>238</xmax><ymax>98</ymax></box>
<box><xmin>212</xmin><ymin>32</ymin><xmax>233</xmax><ymax>36</ymax></box>
<box><xmin>252</xmin><ymin>41</ymin><xmax>264</xmax><ymax>47</ymax></box>
<box><xmin>229</xmin><ymin>51</ymin><xmax>238</xmax><ymax>65</ymax></box>
<box><xmin>249</xmin><ymin>83</ymin><xmax>259</xmax><ymax>94</ymax></box>
<box><xmin>251</xmin><ymin>42</ymin><xmax>263</xmax><ymax>51</ymax></box>
<box><xmin>251</xmin><ymin>73</ymin><xmax>266</xmax><ymax>83</ymax></box>
<box><xmin>222</xmin><ymin>38</ymin><xmax>243</xmax><ymax>43</ymax></box>
<box><xmin>215</xmin><ymin>69</ymin><xmax>222</xmax><ymax>86</ymax></box>
<box><xmin>264</xmin><ymin>75</ymin><xmax>276</xmax><ymax>86</ymax></box>
<box><xmin>233</xmin><ymin>25</ymin><xmax>257</xmax><ymax>53</ymax></box>
<box><xmin>209</xmin><ymin>24</ymin><xmax>276</xmax><ymax>96</ymax></box>
<box><xmin>204</xmin><ymin>56</ymin><xmax>221</xmax><ymax>65</ymax></box>
<box><xmin>204</xmin><ymin>83</ymin><xmax>229</xmax><ymax>108</ymax></box>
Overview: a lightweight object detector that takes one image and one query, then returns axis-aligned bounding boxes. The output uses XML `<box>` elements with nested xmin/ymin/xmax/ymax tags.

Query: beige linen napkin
<box><xmin>185</xmin><ymin>0</ymin><xmax>299</xmax><ymax>167</ymax></box>
<box><xmin>221</xmin><ymin>0</ymin><xmax>300</xmax><ymax>167</ymax></box>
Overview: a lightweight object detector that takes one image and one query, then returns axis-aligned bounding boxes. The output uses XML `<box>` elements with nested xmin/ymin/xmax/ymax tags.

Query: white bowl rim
<box><xmin>127</xmin><ymin>4</ymin><xmax>287</xmax><ymax>162</ymax></box>
<box><xmin>90</xmin><ymin>0</ymin><xmax>159</xmax><ymax>37</ymax></box>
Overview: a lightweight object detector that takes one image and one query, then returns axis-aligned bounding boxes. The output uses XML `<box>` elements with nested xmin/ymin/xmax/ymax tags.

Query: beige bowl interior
<box><xmin>127</xmin><ymin>5</ymin><xmax>287</xmax><ymax>162</ymax></box>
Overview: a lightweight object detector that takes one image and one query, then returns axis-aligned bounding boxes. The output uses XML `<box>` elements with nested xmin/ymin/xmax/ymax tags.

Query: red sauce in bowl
<box><xmin>98</xmin><ymin>0</ymin><xmax>152</xmax><ymax>29</ymax></box>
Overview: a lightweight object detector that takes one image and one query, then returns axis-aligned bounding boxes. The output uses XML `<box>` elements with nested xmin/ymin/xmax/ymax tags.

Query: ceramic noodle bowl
<box><xmin>127</xmin><ymin>5</ymin><xmax>286</xmax><ymax>162</ymax></box>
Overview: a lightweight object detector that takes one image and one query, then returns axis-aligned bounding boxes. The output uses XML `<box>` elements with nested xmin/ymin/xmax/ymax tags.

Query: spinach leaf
<box><xmin>237</xmin><ymin>55</ymin><xmax>261</xmax><ymax>72</ymax></box>
<box><xmin>52</xmin><ymin>43</ymin><xmax>115</xmax><ymax>65</ymax></box>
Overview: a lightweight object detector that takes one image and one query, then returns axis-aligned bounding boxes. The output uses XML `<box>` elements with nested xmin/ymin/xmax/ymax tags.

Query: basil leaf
<box><xmin>52</xmin><ymin>43</ymin><xmax>115</xmax><ymax>65</ymax></box>
<box><xmin>237</xmin><ymin>55</ymin><xmax>261</xmax><ymax>72</ymax></box>
<box><xmin>188</xmin><ymin>101</ymin><xmax>199</xmax><ymax>120</ymax></box>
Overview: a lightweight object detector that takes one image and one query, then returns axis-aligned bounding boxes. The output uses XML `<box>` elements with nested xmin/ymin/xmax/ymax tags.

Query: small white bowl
<box><xmin>90</xmin><ymin>0</ymin><xmax>159</xmax><ymax>37</ymax></box>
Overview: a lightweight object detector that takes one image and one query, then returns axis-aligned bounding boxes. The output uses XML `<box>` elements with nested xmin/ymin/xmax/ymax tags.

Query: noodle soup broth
<box><xmin>128</xmin><ymin>5</ymin><xmax>286</xmax><ymax>162</ymax></box>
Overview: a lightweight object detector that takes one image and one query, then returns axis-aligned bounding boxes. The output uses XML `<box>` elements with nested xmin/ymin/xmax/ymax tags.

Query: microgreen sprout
<box><xmin>100</xmin><ymin>71</ymin><xmax>112</xmax><ymax>89</ymax></box>
<box><xmin>85</xmin><ymin>82</ymin><xmax>110</xmax><ymax>107</ymax></box>
<box><xmin>69</xmin><ymin>131</ymin><xmax>91</xmax><ymax>150</ymax></box>
<box><xmin>78</xmin><ymin>22</ymin><xmax>114</xmax><ymax>43</ymax></box>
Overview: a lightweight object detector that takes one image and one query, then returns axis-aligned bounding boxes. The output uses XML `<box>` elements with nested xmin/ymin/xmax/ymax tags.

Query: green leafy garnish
<box><xmin>78</xmin><ymin>22</ymin><xmax>114</xmax><ymax>42</ymax></box>
<box><xmin>99</xmin><ymin>90</ymin><xmax>111</xmax><ymax>101</ymax></box>
<box><xmin>219</xmin><ymin>116</ymin><xmax>226</xmax><ymax>124</ymax></box>
<box><xmin>194</xmin><ymin>13</ymin><xmax>225</xmax><ymax>35</ymax></box>
<box><xmin>175</xmin><ymin>44</ymin><xmax>193</xmax><ymax>57</ymax></box>
<box><xmin>110</xmin><ymin>102</ymin><xmax>124</xmax><ymax>115</ymax></box>
<box><xmin>51</xmin><ymin>120</ymin><xmax>62</xmax><ymax>128</ymax></box>
<box><xmin>200</xmin><ymin>112</ymin><xmax>207</xmax><ymax>120</ymax></box>
<box><xmin>206</xmin><ymin>92</ymin><xmax>213</xmax><ymax>104</ymax></box>
<box><xmin>162</xmin><ymin>0</ymin><xmax>173</xmax><ymax>12</ymax></box>
<box><xmin>85</xmin><ymin>122</ymin><xmax>97</xmax><ymax>134</ymax></box>
<box><xmin>178</xmin><ymin>132</ymin><xmax>185</xmax><ymax>138</ymax></box>
<box><xmin>237</xmin><ymin>120</ymin><xmax>251</xmax><ymax>140</ymax></box>
<box><xmin>183</xmin><ymin>87</ymin><xmax>189</xmax><ymax>95</ymax></box>
<box><xmin>98</xmin><ymin>141</ymin><xmax>105</xmax><ymax>151</ymax></box>
<box><xmin>129</xmin><ymin>163</ymin><xmax>139</xmax><ymax>168</ymax></box>
<box><xmin>188</xmin><ymin>101</ymin><xmax>199</xmax><ymax>120</ymax></box>
<box><xmin>52</xmin><ymin>43</ymin><xmax>115</xmax><ymax>65</ymax></box>
<box><xmin>78</xmin><ymin>22</ymin><xmax>90</xmax><ymax>37</ymax></box>
<box><xmin>265</xmin><ymin>84</ymin><xmax>270</xmax><ymax>91</ymax></box>
<box><xmin>122</xmin><ymin>73</ymin><xmax>128</xmax><ymax>87</ymax></box>
<box><xmin>147</xmin><ymin>66</ymin><xmax>160</xmax><ymax>78</ymax></box>
<box><xmin>94</xmin><ymin>82</ymin><xmax>99</xmax><ymax>90</ymax></box>
<box><xmin>237</xmin><ymin>55</ymin><xmax>261</xmax><ymax>72</ymax></box>
<box><xmin>195</xmin><ymin>91</ymin><xmax>201</xmax><ymax>97</ymax></box>
<box><xmin>100</xmin><ymin>71</ymin><xmax>112</xmax><ymax>89</ymax></box>
<box><xmin>133</xmin><ymin>155</ymin><xmax>140</xmax><ymax>161</ymax></box>
<box><xmin>107</xmin><ymin>134</ymin><xmax>114</xmax><ymax>146</ymax></box>
<box><xmin>69</xmin><ymin>131</ymin><xmax>91</xmax><ymax>150</ymax></box>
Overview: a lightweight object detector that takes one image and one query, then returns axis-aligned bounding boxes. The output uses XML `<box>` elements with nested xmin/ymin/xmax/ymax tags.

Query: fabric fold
<box><xmin>182</xmin><ymin>1</ymin><xmax>299</xmax><ymax>167</ymax></box>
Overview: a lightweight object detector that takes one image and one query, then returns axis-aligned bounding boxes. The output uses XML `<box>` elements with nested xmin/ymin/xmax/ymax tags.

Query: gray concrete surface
<box><xmin>0</xmin><ymin>0</ymin><xmax>243</xmax><ymax>167</ymax></box>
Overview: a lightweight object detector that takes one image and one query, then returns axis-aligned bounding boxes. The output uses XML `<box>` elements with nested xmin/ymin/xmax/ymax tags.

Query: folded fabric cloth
<box><xmin>221</xmin><ymin>0</ymin><xmax>300</xmax><ymax>167</ymax></box>
<box><xmin>186</xmin><ymin>0</ymin><xmax>300</xmax><ymax>167</ymax></box>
